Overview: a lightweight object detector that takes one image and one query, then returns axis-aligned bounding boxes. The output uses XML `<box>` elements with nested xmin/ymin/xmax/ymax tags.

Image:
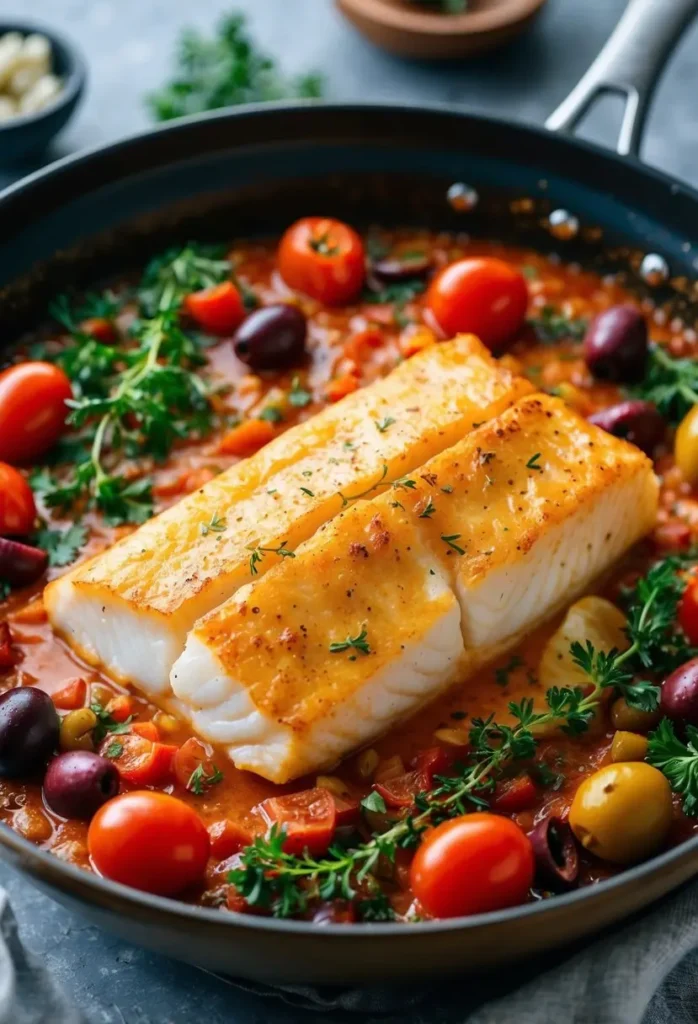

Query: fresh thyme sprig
<box><xmin>248</xmin><ymin>541</ymin><xmax>295</xmax><ymax>576</ymax></box>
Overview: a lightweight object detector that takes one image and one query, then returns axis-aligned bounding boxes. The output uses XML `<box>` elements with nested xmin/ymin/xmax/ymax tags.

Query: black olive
<box><xmin>43</xmin><ymin>750</ymin><xmax>119</xmax><ymax>819</ymax></box>
<box><xmin>583</xmin><ymin>305</ymin><xmax>648</xmax><ymax>382</ymax></box>
<box><xmin>0</xmin><ymin>687</ymin><xmax>59</xmax><ymax>778</ymax></box>
<box><xmin>660</xmin><ymin>657</ymin><xmax>698</xmax><ymax>728</ymax></box>
<box><xmin>233</xmin><ymin>304</ymin><xmax>307</xmax><ymax>371</ymax></box>
<box><xmin>589</xmin><ymin>400</ymin><xmax>665</xmax><ymax>455</ymax></box>
<box><xmin>0</xmin><ymin>537</ymin><xmax>48</xmax><ymax>588</ymax></box>
<box><xmin>528</xmin><ymin>816</ymin><xmax>579</xmax><ymax>892</ymax></box>
<box><xmin>372</xmin><ymin>253</ymin><xmax>432</xmax><ymax>283</ymax></box>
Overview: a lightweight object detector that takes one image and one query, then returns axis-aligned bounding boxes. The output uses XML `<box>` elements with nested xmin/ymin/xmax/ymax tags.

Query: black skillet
<box><xmin>0</xmin><ymin>0</ymin><xmax>697</xmax><ymax>987</ymax></box>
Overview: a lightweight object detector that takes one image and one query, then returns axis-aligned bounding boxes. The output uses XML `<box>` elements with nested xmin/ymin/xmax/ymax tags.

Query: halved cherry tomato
<box><xmin>278</xmin><ymin>217</ymin><xmax>365</xmax><ymax>306</ymax></box>
<box><xmin>208</xmin><ymin>819</ymin><xmax>254</xmax><ymax>860</ymax></box>
<box><xmin>100</xmin><ymin>733</ymin><xmax>176</xmax><ymax>786</ymax></box>
<box><xmin>410</xmin><ymin>813</ymin><xmax>534</xmax><ymax>919</ymax></box>
<box><xmin>88</xmin><ymin>791</ymin><xmax>210</xmax><ymax>896</ymax></box>
<box><xmin>412</xmin><ymin>746</ymin><xmax>452</xmax><ymax>780</ymax></box>
<box><xmin>173</xmin><ymin>737</ymin><xmax>219</xmax><ymax>792</ymax></box>
<box><xmin>653</xmin><ymin>521</ymin><xmax>692</xmax><ymax>551</ymax></box>
<box><xmin>491</xmin><ymin>774</ymin><xmax>538</xmax><ymax>813</ymax></box>
<box><xmin>333</xmin><ymin>794</ymin><xmax>360</xmax><ymax>828</ymax></box>
<box><xmin>51</xmin><ymin>677</ymin><xmax>87</xmax><ymax>711</ymax></box>
<box><xmin>260</xmin><ymin>787</ymin><xmax>337</xmax><ymax>856</ymax></box>
<box><xmin>105</xmin><ymin>694</ymin><xmax>133</xmax><ymax>723</ymax></box>
<box><xmin>426</xmin><ymin>257</ymin><xmax>528</xmax><ymax>352</ymax></box>
<box><xmin>184</xmin><ymin>281</ymin><xmax>245</xmax><ymax>335</ymax></box>
<box><xmin>679</xmin><ymin>574</ymin><xmax>698</xmax><ymax>645</ymax></box>
<box><xmin>0</xmin><ymin>362</ymin><xmax>73</xmax><ymax>464</ymax></box>
<box><xmin>80</xmin><ymin>317</ymin><xmax>116</xmax><ymax>343</ymax></box>
<box><xmin>217</xmin><ymin>418</ymin><xmax>276</xmax><ymax>457</ymax></box>
<box><xmin>0</xmin><ymin>463</ymin><xmax>37</xmax><ymax>536</ymax></box>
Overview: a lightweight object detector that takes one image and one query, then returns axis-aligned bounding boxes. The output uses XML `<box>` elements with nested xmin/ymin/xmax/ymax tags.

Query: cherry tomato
<box><xmin>260</xmin><ymin>787</ymin><xmax>336</xmax><ymax>856</ymax></box>
<box><xmin>0</xmin><ymin>362</ymin><xmax>73</xmax><ymax>464</ymax></box>
<box><xmin>208</xmin><ymin>819</ymin><xmax>254</xmax><ymax>860</ymax></box>
<box><xmin>410</xmin><ymin>813</ymin><xmax>534</xmax><ymax>919</ymax></box>
<box><xmin>491</xmin><ymin>774</ymin><xmax>539</xmax><ymax>813</ymax></box>
<box><xmin>0</xmin><ymin>463</ymin><xmax>37</xmax><ymax>536</ymax></box>
<box><xmin>184</xmin><ymin>281</ymin><xmax>245</xmax><ymax>335</ymax></box>
<box><xmin>278</xmin><ymin>217</ymin><xmax>365</xmax><ymax>306</ymax></box>
<box><xmin>679</xmin><ymin>575</ymin><xmax>698</xmax><ymax>646</ymax></box>
<box><xmin>425</xmin><ymin>257</ymin><xmax>529</xmax><ymax>352</ymax></box>
<box><xmin>375</xmin><ymin>747</ymin><xmax>452</xmax><ymax>809</ymax></box>
<box><xmin>80</xmin><ymin>317</ymin><xmax>116</xmax><ymax>343</ymax></box>
<box><xmin>88</xmin><ymin>791</ymin><xmax>210</xmax><ymax>896</ymax></box>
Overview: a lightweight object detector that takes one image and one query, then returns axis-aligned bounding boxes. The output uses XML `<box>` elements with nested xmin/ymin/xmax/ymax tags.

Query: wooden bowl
<box><xmin>336</xmin><ymin>0</ymin><xmax>549</xmax><ymax>59</ymax></box>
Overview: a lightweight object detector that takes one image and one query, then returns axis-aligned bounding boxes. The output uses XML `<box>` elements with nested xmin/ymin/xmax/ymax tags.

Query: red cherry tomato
<box><xmin>208</xmin><ymin>819</ymin><xmax>254</xmax><ymax>860</ymax></box>
<box><xmin>278</xmin><ymin>217</ymin><xmax>365</xmax><ymax>306</ymax></box>
<box><xmin>491</xmin><ymin>774</ymin><xmax>539</xmax><ymax>813</ymax></box>
<box><xmin>0</xmin><ymin>463</ymin><xmax>37</xmax><ymax>536</ymax></box>
<box><xmin>184</xmin><ymin>281</ymin><xmax>245</xmax><ymax>335</ymax></box>
<box><xmin>679</xmin><ymin>575</ymin><xmax>698</xmax><ymax>646</ymax></box>
<box><xmin>260</xmin><ymin>787</ymin><xmax>337</xmax><ymax>856</ymax></box>
<box><xmin>410</xmin><ymin>813</ymin><xmax>534</xmax><ymax>919</ymax></box>
<box><xmin>88</xmin><ymin>791</ymin><xmax>210</xmax><ymax>896</ymax></box>
<box><xmin>0</xmin><ymin>362</ymin><xmax>73</xmax><ymax>464</ymax></box>
<box><xmin>51</xmin><ymin>677</ymin><xmax>87</xmax><ymax>711</ymax></box>
<box><xmin>425</xmin><ymin>257</ymin><xmax>529</xmax><ymax>352</ymax></box>
<box><xmin>80</xmin><ymin>317</ymin><xmax>117</xmax><ymax>343</ymax></box>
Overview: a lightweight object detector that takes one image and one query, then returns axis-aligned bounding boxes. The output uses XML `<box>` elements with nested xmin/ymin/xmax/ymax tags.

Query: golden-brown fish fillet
<box><xmin>45</xmin><ymin>335</ymin><xmax>531</xmax><ymax>695</ymax></box>
<box><xmin>171</xmin><ymin>395</ymin><xmax>658</xmax><ymax>782</ymax></box>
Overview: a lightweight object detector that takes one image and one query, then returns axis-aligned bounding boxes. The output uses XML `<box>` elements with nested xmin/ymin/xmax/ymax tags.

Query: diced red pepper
<box><xmin>100</xmin><ymin>733</ymin><xmax>176</xmax><ymax>786</ymax></box>
<box><xmin>259</xmin><ymin>787</ymin><xmax>337</xmax><ymax>856</ymax></box>
<box><xmin>173</xmin><ymin>737</ymin><xmax>219</xmax><ymax>791</ymax></box>
<box><xmin>106</xmin><ymin>694</ymin><xmax>133</xmax><ymax>723</ymax></box>
<box><xmin>492</xmin><ymin>774</ymin><xmax>538</xmax><ymax>813</ymax></box>
<box><xmin>52</xmin><ymin>677</ymin><xmax>87</xmax><ymax>711</ymax></box>
<box><xmin>208</xmin><ymin>819</ymin><xmax>254</xmax><ymax>860</ymax></box>
<box><xmin>130</xmin><ymin>721</ymin><xmax>159</xmax><ymax>742</ymax></box>
<box><xmin>332</xmin><ymin>794</ymin><xmax>360</xmax><ymax>828</ymax></box>
<box><xmin>0</xmin><ymin>623</ymin><xmax>15</xmax><ymax>670</ymax></box>
<box><xmin>80</xmin><ymin>317</ymin><xmax>116</xmax><ymax>344</ymax></box>
<box><xmin>184</xmin><ymin>281</ymin><xmax>245</xmax><ymax>335</ymax></box>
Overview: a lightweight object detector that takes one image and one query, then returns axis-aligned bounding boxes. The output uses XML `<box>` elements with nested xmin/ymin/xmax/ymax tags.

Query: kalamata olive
<box><xmin>583</xmin><ymin>305</ymin><xmax>648</xmax><ymax>382</ymax></box>
<box><xmin>0</xmin><ymin>537</ymin><xmax>48</xmax><ymax>588</ymax></box>
<box><xmin>0</xmin><ymin>686</ymin><xmax>59</xmax><ymax>777</ymax></box>
<box><xmin>589</xmin><ymin>400</ymin><xmax>665</xmax><ymax>455</ymax></box>
<box><xmin>660</xmin><ymin>657</ymin><xmax>698</xmax><ymax>727</ymax></box>
<box><xmin>233</xmin><ymin>304</ymin><xmax>307</xmax><ymax>371</ymax></box>
<box><xmin>569</xmin><ymin>762</ymin><xmax>672</xmax><ymax>864</ymax></box>
<box><xmin>43</xmin><ymin>751</ymin><xmax>119</xmax><ymax>820</ymax></box>
<box><xmin>372</xmin><ymin>253</ymin><xmax>432</xmax><ymax>283</ymax></box>
<box><xmin>528</xmin><ymin>816</ymin><xmax>579</xmax><ymax>891</ymax></box>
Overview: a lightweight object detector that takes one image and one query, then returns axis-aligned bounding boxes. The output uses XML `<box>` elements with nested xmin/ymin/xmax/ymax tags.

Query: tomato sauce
<box><xmin>1</xmin><ymin>226</ymin><xmax>697</xmax><ymax>917</ymax></box>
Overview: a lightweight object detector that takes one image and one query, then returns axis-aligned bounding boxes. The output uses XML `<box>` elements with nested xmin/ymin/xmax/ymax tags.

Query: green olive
<box><xmin>675</xmin><ymin>404</ymin><xmax>698</xmax><ymax>486</ymax></box>
<box><xmin>570</xmin><ymin>762</ymin><xmax>672</xmax><ymax>864</ymax></box>
<box><xmin>59</xmin><ymin>708</ymin><xmax>98</xmax><ymax>752</ymax></box>
<box><xmin>611</xmin><ymin>730</ymin><xmax>648</xmax><ymax>763</ymax></box>
<box><xmin>610</xmin><ymin>696</ymin><xmax>661</xmax><ymax>734</ymax></box>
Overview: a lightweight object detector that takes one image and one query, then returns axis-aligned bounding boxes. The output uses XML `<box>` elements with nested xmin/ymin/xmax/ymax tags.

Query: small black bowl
<box><xmin>0</xmin><ymin>21</ymin><xmax>86</xmax><ymax>164</ymax></box>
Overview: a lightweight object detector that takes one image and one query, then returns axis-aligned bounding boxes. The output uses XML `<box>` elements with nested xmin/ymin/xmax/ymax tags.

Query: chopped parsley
<box><xmin>418</xmin><ymin>497</ymin><xmax>436</xmax><ymax>519</ymax></box>
<box><xmin>259</xmin><ymin>405</ymin><xmax>284</xmax><ymax>424</ymax></box>
<box><xmin>528</xmin><ymin>305</ymin><xmax>587</xmax><ymax>344</ymax></box>
<box><xmin>288</xmin><ymin>376</ymin><xmax>312</xmax><ymax>408</ymax></box>
<box><xmin>361</xmin><ymin>791</ymin><xmax>387</xmax><ymax>814</ymax></box>
<box><xmin>90</xmin><ymin>703</ymin><xmax>133</xmax><ymax>743</ymax></box>
<box><xmin>187</xmin><ymin>763</ymin><xmax>224</xmax><ymax>795</ymax></box>
<box><xmin>34</xmin><ymin>523</ymin><xmax>88</xmax><ymax>568</ymax></box>
<box><xmin>375</xmin><ymin>416</ymin><xmax>396</xmax><ymax>433</ymax></box>
<box><xmin>105</xmin><ymin>741</ymin><xmax>124</xmax><ymax>759</ymax></box>
<box><xmin>494</xmin><ymin>655</ymin><xmax>524</xmax><ymax>687</ymax></box>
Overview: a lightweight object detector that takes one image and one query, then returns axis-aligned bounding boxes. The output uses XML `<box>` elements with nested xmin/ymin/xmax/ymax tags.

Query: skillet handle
<box><xmin>545</xmin><ymin>0</ymin><xmax>698</xmax><ymax>157</ymax></box>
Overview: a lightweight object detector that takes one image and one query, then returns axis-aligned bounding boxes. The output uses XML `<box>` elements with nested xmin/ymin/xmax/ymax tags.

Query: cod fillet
<box><xmin>171</xmin><ymin>395</ymin><xmax>658</xmax><ymax>782</ymax></box>
<box><xmin>45</xmin><ymin>335</ymin><xmax>531</xmax><ymax>695</ymax></box>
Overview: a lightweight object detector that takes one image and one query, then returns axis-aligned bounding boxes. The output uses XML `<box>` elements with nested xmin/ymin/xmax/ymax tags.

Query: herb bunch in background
<box><xmin>147</xmin><ymin>14</ymin><xmax>323</xmax><ymax>122</ymax></box>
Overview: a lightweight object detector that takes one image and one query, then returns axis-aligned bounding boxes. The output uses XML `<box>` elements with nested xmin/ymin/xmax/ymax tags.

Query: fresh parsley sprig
<box><xmin>647</xmin><ymin>719</ymin><xmax>698</xmax><ymax>816</ymax></box>
<box><xmin>633</xmin><ymin>344</ymin><xmax>698</xmax><ymax>426</ymax></box>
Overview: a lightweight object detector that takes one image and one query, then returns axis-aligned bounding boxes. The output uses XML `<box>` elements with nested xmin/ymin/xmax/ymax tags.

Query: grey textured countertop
<box><xmin>1</xmin><ymin>1</ymin><xmax>697</xmax><ymax>1021</ymax></box>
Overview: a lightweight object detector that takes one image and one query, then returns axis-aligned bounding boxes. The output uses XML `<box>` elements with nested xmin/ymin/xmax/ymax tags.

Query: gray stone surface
<box><xmin>0</xmin><ymin>0</ymin><xmax>697</xmax><ymax>1020</ymax></box>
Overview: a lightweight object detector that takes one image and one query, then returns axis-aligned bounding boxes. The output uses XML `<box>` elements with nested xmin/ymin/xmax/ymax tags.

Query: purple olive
<box><xmin>584</xmin><ymin>305</ymin><xmax>648</xmax><ymax>382</ymax></box>
<box><xmin>0</xmin><ymin>687</ymin><xmax>59</xmax><ymax>777</ymax></box>
<box><xmin>233</xmin><ymin>304</ymin><xmax>307</xmax><ymax>372</ymax></box>
<box><xmin>0</xmin><ymin>537</ymin><xmax>48</xmax><ymax>588</ymax></box>
<box><xmin>660</xmin><ymin>657</ymin><xmax>698</xmax><ymax>728</ymax></box>
<box><xmin>372</xmin><ymin>253</ymin><xmax>432</xmax><ymax>283</ymax></box>
<box><xmin>528</xmin><ymin>816</ymin><xmax>579</xmax><ymax>892</ymax></box>
<box><xmin>43</xmin><ymin>751</ymin><xmax>119</xmax><ymax>820</ymax></box>
<box><xmin>589</xmin><ymin>400</ymin><xmax>665</xmax><ymax>455</ymax></box>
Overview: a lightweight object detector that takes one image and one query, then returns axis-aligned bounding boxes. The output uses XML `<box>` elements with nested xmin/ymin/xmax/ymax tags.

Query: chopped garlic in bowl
<box><xmin>0</xmin><ymin>31</ymin><xmax>62</xmax><ymax>121</ymax></box>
